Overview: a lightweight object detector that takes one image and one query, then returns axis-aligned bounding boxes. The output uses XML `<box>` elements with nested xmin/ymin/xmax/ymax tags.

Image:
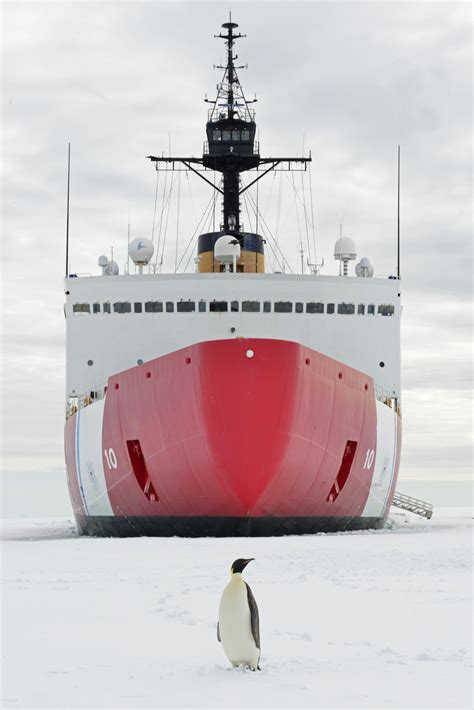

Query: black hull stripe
<box><xmin>75</xmin><ymin>514</ymin><xmax>385</xmax><ymax>537</ymax></box>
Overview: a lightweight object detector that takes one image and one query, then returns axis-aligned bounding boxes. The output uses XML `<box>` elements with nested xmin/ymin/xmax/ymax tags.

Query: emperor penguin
<box><xmin>217</xmin><ymin>558</ymin><xmax>261</xmax><ymax>670</ymax></box>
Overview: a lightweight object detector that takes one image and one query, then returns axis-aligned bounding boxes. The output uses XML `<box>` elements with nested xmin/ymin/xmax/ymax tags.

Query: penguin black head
<box><xmin>231</xmin><ymin>558</ymin><xmax>254</xmax><ymax>574</ymax></box>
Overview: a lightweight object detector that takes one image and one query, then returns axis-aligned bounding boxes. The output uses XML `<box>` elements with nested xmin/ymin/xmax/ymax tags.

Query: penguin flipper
<box><xmin>245</xmin><ymin>581</ymin><xmax>260</xmax><ymax>650</ymax></box>
<box><xmin>217</xmin><ymin>622</ymin><xmax>221</xmax><ymax>642</ymax></box>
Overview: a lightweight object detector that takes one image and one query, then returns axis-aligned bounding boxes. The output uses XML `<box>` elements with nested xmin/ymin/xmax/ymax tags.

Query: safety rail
<box><xmin>66</xmin><ymin>385</ymin><xmax>107</xmax><ymax>420</ymax></box>
<box><xmin>375</xmin><ymin>384</ymin><xmax>401</xmax><ymax>415</ymax></box>
<box><xmin>391</xmin><ymin>492</ymin><xmax>433</xmax><ymax>519</ymax></box>
<box><xmin>207</xmin><ymin>107</ymin><xmax>255</xmax><ymax>122</ymax></box>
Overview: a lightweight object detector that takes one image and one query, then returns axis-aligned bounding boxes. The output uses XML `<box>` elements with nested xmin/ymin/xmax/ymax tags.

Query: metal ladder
<box><xmin>391</xmin><ymin>492</ymin><xmax>433</xmax><ymax>519</ymax></box>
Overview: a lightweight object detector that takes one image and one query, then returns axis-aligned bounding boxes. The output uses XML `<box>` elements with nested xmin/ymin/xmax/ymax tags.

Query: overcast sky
<box><xmin>1</xmin><ymin>1</ymin><xmax>472</xmax><ymax>484</ymax></box>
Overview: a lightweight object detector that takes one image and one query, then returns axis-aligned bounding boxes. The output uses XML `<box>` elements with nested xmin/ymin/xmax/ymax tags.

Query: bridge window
<box><xmin>306</xmin><ymin>302</ymin><xmax>324</xmax><ymax>314</ymax></box>
<box><xmin>210</xmin><ymin>300</ymin><xmax>228</xmax><ymax>312</ymax></box>
<box><xmin>368</xmin><ymin>304</ymin><xmax>375</xmax><ymax>315</ymax></box>
<box><xmin>92</xmin><ymin>302</ymin><xmax>101</xmax><ymax>314</ymax></box>
<box><xmin>326</xmin><ymin>303</ymin><xmax>335</xmax><ymax>314</ymax></box>
<box><xmin>241</xmin><ymin>130</ymin><xmax>250</xmax><ymax>141</ymax></box>
<box><xmin>114</xmin><ymin>302</ymin><xmax>131</xmax><ymax>313</ymax></box>
<box><xmin>358</xmin><ymin>304</ymin><xmax>365</xmax><ymax>315</ymax></box>
<box><xmin>198</xmin><ymin>301</ymin><xmax>206</xmax><ymax>312</ymax></box>
<box><xmin>134</xmin><ymin>302</ymin><xmax>142</xmax><ymax>313</ymax></box>
<box><xmin>177</xmin><ymin>301</ymin><xmax>195</xmax><ymax>312</ymax></box>
<box><xmin>263</xmin><ymin>301</ymin><xmax>271</xmax><ymax>313</ymax></box>
<box><xmin>212</xmin><ymin>130</ymin><xmax>221</xmax><ymax>141</ymax></box>
<box><xmin>242</xmin><ymin>300</ymin><xmax>260</xmax><ymax>312</ymax></box>
<box><xmin>103</xmin><ymin>302</ymin><xmax>111</xmax><ymax>314</ymax></box>
<box><xmin>295</xmin><ymin>302</ymin><xmax>304</xmax><ymax>313</ymax></box>
<box><xmin>378</xmin><ymin>304</ymin><xmax>395</xmax><ymax>316</ymax></box>
<box><xmin>166</xmin><ymin>302</ymin><xmax>174</xmax><ymax>313</ymax></box>
<box><xmin>145</xmin><ymin>301</ymin><xmax>163</xmax><ymax>313</ymax></box>
<box><xmin>274</xmin><ymin>301</ymin><xmax>292</xmax><ymax>313</ymax></box>
<box><xmin>222</xmin><ymin>130</ymin><xmax>231</xmax><ymax>141</ymax></box>
<box><xmin>73</xmin><ymin>303</ymin><xmax>90</xmax><ymax>314</ymax></box>
<box><xmin>338</xmin><ymin>303</ymin><xmax>355</xmax><ymax>315</ymax></box>
<box><xmin>231</xmin><ymin>300</ymin><xmax>239</xmax><ymax>312</ymax></box>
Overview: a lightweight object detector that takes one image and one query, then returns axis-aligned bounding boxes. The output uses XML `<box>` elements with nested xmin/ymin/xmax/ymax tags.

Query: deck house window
<box><xmin>274</xmin><ymin>301</ymin><xmax>292</xmax><ymax>313</ymax></box>
<box><xmin>103</xmin><ymin>302</ymin><xmax>111</xmax><ymax>314</ymax></box>
<box><xmin>358</xmin><ymin>304</ymin><xmax>365</xmax><ymax>315</ymax></box>
<box><xmin>338</xmin><ymin>303</ymin><xmax>355</xmax><ymax>315</ymax></box>
<box><xmin>134</xmin><ymin>302</ymin><xmax>142</xmax><ymax>313</ymax></box>
<box><xmin>166</xmin><ymin>302</ymin><xmax>174</xmax><ymax>313</ymax></box>
<box><xmin>177</xmin><ymin>301</ymin><xmax>195</xmax><ymax>312</ymax></box>
<box><xmin>210</xmin><ymin>300</ymin><xmax>228</xmax><ymax>312</ymax></box>
<box><xmin>263</xmin><ymin>301</ymin><xmax>271</xmax><ymax>313</ymax></box>
<box><xmin>145</xmin><ymin>301</ymin><xmax>163</xmax><ymax>313</ymax></box>
<box><xmin>242</xmin><ymin>300</ymin><xmax>260</xmax><ymax>312</ymax></box>
<box><xmin>241</xmin><ymin>130</ymin><xmax>250</xmax><ymax>141</ymax></box>
<box><xmin>198</xmin><ymin>301</ymin><xmax>206</xmax><ymax>312</ymax></box>
<box><xmin>232</xmin><ymin>130</ymin><xmax>240</xmax><ymax>141</ymax></box>
<box><xmin>306</xmin><ymin>302</ymin><xmax>324</xmax><ymax>314</ymax></box>
<box><xmin>92</xmin><ymin>303</ymin><xmax>101</xmax><ymax>314</ymax></box>
<box><xmin>222</xmin><ymin>130</ymin><xmax>231</xmax><ymax>141</ymax></box>
<box><xmin>378</xmin><ymin>304</ymin><xmax>395</xmax><ymax>316</ymax></box>
<box><xmin>326</xmin><ymin>303</ymin><xmax>335</xmax><ymax>314</ymax></box>
<box><xmin>73</xmin><ymin>303</ymin><xmax>90</xmax><ymax>314</ymax></box>
<box><xmin>212</xmin><ymin>130</ymin><xmax>221</xmax><ymax>141</ymax></box>
<box><xmin>367</xmin><ymin>304</ymin><xmax>375</xmax><ymax>315</ymax></box>
<box><xmin>295</xmin><ymin>302</ymin><xmax>304</xmax><ymax>313</ymax></box>
<box><xmin>114</xmin><ymin>302</ymin><xmax>131</xmax><ymax>313</ymax></box>
<box><xmin>231</xmin><ymin>300</ymin><xmax>239</xmax><ymax>312</ymax></box>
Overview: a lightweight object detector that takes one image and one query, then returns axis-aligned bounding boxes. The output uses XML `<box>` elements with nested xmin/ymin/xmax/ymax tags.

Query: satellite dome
<box><xmin>98</xmin><ymin>255</ymin><xmax>108</xmax><ymax>268</ymax></box>
<box><xmin>334</xmin><ymin>237</ymin><xmax>357</xmax><ymax>261</ymax></box>
<box><xmin>214</xmin><ymin>234</ymin><xmax>241</xmax><ymax>265</ymax></box>
<box><xmin>355</xmin><ymin>257</ymin><xmax>374</xmax><ymax>278</ymax></box>
<box><xmin>129</xmin><ymin>238</ymin><xmax>154</xmax><ymax>266</ymax></box>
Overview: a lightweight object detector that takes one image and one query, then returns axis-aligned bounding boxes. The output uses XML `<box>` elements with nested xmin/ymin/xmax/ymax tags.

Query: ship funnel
<box><xmin>334</xmin><ymin>236</ymin><xmax>357</xmax><ymax>276</ymax></box>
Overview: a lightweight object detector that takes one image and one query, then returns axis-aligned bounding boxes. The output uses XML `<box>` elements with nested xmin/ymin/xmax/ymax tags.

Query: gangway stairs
<box><xmin>391</xmin><ymin>492</ymin><xmax>433</xmax><ymax>519</ymax></box>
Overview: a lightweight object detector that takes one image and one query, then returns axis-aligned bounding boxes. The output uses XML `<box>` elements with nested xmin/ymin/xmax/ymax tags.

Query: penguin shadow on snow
<box><xmin>217</xmin><ymin>558</ymin><xmax>262</xmax><ymax>672</ymax></box>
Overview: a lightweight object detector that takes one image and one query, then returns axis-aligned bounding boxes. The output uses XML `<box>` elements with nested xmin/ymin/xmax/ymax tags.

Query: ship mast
<box><xmin>147</xmin><ymin>18</ymin><xmax>311</xmax><ymax>243</ymax></box>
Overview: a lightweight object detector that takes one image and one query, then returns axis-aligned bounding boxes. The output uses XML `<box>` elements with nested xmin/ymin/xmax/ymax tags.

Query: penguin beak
<box><xmin>243</xmin><ymin>558</ymin><xmax>255</xmax><ymax>568</ymax></box>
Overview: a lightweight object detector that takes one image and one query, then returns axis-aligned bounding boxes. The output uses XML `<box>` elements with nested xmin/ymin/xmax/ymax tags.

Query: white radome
<box><xmin>129</xmin><ymin>238</ymin><xmax>154</xmax><ymax>266</ymax></box>
<box><xmin>355</xmin><ymin>257</ymin><xmax>374</xmax><ymax>278</ymax></box>
<box><xmin>214</xmin><ymin>235</ymin><xmax>241</xmax><ymax>265</ymax></box>
<box><xmin>334</xmin><ymin>236</ymin><xmax>357</xmax><ymax>261</ymax></box>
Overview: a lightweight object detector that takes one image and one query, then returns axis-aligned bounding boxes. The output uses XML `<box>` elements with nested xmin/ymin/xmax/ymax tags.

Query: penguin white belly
<box><xmin>218</xmin><ymin>579</ymin><xmax>259</xmax><ymax>668</ymax></box>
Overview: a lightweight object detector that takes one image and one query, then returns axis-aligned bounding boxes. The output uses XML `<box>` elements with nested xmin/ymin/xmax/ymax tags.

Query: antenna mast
<box><xmin>147</xmin><ymin>18</ymin><xmax>311</xmax><ymax>254</ymax></box>
<box><xmin>65</xmin><ymin>143</ymin><xmax>70</xmax><ymax>276</ymax></box>
<box><xmin>397</xmin><ymin>145</ymin><xmax>400</xmax><ymax>279</ymax></box>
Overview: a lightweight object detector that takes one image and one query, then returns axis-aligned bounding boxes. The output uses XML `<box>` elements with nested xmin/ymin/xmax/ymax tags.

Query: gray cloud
<box><xmin>1</xmin><ymin>1</ymin><xmax>472</xmax><ymax>481</ymax></box>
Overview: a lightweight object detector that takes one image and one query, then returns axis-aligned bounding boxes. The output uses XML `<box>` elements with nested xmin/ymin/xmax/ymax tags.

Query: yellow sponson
<box><xmin>197</xmin><ymin>232</ymin><xmax>265</xmax><ymax>273</ymax></box>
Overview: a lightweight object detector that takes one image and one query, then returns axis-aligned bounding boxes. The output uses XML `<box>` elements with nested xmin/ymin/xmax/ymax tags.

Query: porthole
<box><xmin>246</xmin><ymin>349</ymin><xmax>255</xmax><ymax>359</ymax></box>
<box><xmin>87</xmin><ymin>359</ymin><xmax>93</xmax><ymax>367</ymax></box>
<box><xmin>379</xmin><ymin>361</ymin><xmax>385</xmax><ymax>368</ymax></box>
<box><xmin>137</xmin><ymin>359</ymin><xmax>143</xmax><ymax>365</ymax></box>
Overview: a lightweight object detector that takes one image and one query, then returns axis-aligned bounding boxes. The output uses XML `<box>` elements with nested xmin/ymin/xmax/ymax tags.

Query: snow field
<box><xmin>1</xmin><ymin>508</ymin><xmax>472</xmax><ymax>709</ymax></box>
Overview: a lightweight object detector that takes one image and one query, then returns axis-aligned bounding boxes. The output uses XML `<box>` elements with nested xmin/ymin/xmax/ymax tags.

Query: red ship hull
<box><xmin>65</xmin><ymin>338</ymin><xmax>400</xmax><ymax>536</ymax></box>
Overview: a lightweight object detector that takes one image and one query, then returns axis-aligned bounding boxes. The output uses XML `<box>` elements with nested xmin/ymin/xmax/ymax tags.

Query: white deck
<box><xmin>64</xmin><ymin>272</ymin><xmax>401</xmax><ymax>402</ymax></box>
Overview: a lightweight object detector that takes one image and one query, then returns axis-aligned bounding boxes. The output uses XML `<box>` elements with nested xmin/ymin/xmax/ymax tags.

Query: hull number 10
<box><xmin>363</xmin><ymin>449</ymin><xmax>375</xmax><ymax>469</ymax></box>
<box><xmin>104</xmin><ymin>448</ymin><xmax>118</xmax><ymax>469</ymax></box>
